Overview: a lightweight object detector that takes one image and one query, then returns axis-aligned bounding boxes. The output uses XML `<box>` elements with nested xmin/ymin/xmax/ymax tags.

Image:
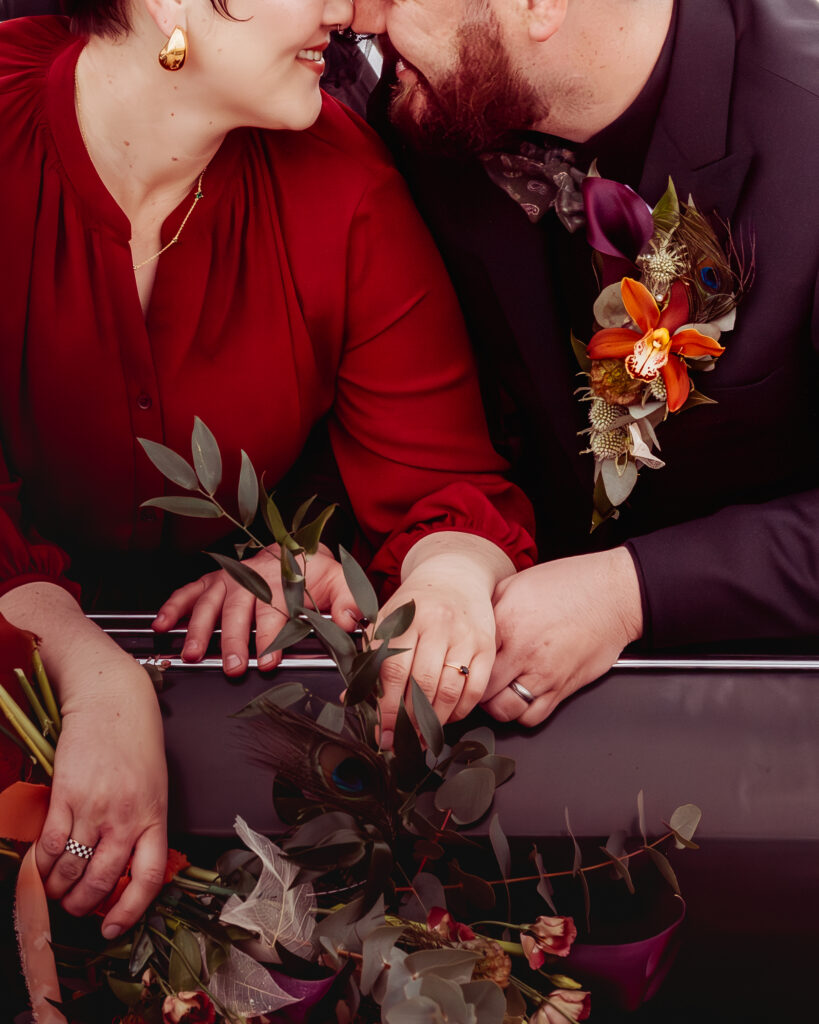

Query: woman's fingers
<box><xmin>100</xmin><ymin>825</ymin><xmax>168</xmax><ymax>937</ymax></box>
<box><xmin>59</xmin><ymin>829</ymin><xmax>131</xmax><ymax>917</ymax></box>
<box><xmin>449</xmin><ymin>649</ymin><xmax>493</xmax><ymax>721</ymax></box>
<box><xmin>35</xmin><ymin>798</ymin><xmax>74</xmax><ymax>880</ymax></box>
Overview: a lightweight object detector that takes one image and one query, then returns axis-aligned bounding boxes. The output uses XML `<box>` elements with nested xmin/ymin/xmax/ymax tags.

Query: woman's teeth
<box><xmin>298</xmin><ymin>49</ymin><xmax>324</xmax><ymax>62</ymax></box>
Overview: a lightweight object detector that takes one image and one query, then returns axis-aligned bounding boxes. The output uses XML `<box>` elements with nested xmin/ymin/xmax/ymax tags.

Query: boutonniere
<box><xmin>573</xmin><ymin>171</ymin><xmax>751</xmax><ymax>529</ymax></box>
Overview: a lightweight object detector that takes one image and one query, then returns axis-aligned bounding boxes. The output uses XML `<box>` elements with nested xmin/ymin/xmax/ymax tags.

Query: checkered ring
<box><xmin>64</xmin><ymin>837</ymin><xmax>95</xmax><ymax>860</ymax></box>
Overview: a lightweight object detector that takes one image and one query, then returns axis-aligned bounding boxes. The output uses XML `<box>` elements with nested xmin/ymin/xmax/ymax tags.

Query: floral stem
<box><xmin>13</xmin><ymin>669</ymin><xmax>57</xmax><ymax>743</ymax></box>
<box><xmin>31</xmin><ymin>649</ymin><xmax>61</xmax><ymax>735</ymax></box>
<box><xmin>0</xmin><ymin>682</ymin><xmax>54</xmax><ymax>774</ymax></box>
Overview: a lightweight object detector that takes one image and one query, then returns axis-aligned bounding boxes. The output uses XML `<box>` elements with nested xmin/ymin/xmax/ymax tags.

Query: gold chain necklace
<box><xmin>74</xmin><ymin>63</ymin><xmax>206</xmax><ymax>272</ymax></box>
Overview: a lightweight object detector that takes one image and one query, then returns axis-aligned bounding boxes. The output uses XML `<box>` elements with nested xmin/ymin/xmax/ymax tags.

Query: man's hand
<box><xmin>481</xmin><ymin>548</ymin><xmax>643</xmax><ymax>725</ymax></box>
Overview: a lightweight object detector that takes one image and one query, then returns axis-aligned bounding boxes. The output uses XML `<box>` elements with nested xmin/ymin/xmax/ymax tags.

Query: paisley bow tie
<box><xmin>481</xmin><ymin>141</ymin><xmax>587</xmax><ymax>232</ymax></box>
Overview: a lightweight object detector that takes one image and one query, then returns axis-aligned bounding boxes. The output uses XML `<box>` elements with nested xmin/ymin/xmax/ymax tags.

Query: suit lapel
<box><xmin>640</xmin><ymin>0</ymin><xmax>751</xmax><ymax>218</ymax></box>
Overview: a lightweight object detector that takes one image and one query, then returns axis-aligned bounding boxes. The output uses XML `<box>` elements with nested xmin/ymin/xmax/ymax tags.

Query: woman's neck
<box><xmin>74</xmin><ymin>31</ymin><xmax>225</xmax><ymax>220</ymax></box>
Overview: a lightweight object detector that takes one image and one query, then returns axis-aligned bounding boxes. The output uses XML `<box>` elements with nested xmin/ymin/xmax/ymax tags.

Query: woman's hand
<box><xmin>36</xmin><ymin>657</ymin><xmax>167</xmax><ymax>938</ymax></box>
<box><xmin>375</xmin><ymin>533</ymin><xmax>515</xmax><ymax>747</ymax></box>
<box><xmin>153</xmin><ymin>543</ymin><xmax>361</xmax><ymax>675</ymax></box>
<box><xmin>0</xmin><ymin>583</ymin><xmax>169</xmax><ymax>937</ymax></box>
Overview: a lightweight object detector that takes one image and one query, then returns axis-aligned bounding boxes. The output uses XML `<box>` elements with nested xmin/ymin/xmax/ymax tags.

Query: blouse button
<box><xmin>136</xmin><ymin>392</ymin><xmax>153</xmax><ymax>410</ymax></box>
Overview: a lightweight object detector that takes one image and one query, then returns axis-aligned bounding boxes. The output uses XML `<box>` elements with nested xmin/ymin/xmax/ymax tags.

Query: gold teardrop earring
<box><xmin>158</xmin><ymin>26</ymin><xmax>187</xmax><ymax>71</ymax></box>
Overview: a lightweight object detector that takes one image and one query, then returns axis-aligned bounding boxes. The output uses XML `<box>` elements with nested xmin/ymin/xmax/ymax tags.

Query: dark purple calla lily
<box><xmin>582</xmin><ymin>177</ymin><xmax>655</xmax><ymax>262</ymax></box>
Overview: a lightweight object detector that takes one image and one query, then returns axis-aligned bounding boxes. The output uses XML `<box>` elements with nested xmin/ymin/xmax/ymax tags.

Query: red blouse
<box><xmin>0</xmin><ymin>18</ymin><xmax>535</xmax><ymax>604</ymax></box>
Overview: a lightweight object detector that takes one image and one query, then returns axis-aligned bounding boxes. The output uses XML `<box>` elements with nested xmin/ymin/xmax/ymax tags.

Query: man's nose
<box><xmin>351</xmin><ymin>0</ymin><xmax>388</xmax><ymax>36</ymax></box>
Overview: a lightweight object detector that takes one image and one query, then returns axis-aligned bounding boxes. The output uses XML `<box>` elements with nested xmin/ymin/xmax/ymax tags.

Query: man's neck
<box><xmin>529</xmin><ymin>0</ymin><xmax>675</xmax><ymax>144</ymax></box>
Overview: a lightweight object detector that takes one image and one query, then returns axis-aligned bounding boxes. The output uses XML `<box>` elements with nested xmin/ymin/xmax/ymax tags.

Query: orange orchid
<box><xmin>587</xmin><ymin>278</ymin><xmax>725</xmax><ymax>412</ymax></box>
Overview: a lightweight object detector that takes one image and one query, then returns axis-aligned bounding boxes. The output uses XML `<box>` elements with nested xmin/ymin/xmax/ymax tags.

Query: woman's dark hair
<box><xmin>65</xmin><ymin>0</ymin><xmax>235</xmax><ymax>38</ymax></box>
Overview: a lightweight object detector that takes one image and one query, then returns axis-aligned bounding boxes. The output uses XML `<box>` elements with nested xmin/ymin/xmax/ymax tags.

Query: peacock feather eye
<box><xmin>699</xmin><ymin>265</ymin><xmax>720</xmax><ymax>291</ymax></box>
<box><xmin>318</xmin><ymin>742</ymin><xmax>374</xmax><ymax>796</ymax></box>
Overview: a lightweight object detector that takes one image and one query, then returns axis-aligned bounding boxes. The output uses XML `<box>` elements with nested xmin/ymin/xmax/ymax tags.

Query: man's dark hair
<box><xmin>65</xmin><ymin>0</ymin><xmax>236</xmax><ymax>37</ymax></box>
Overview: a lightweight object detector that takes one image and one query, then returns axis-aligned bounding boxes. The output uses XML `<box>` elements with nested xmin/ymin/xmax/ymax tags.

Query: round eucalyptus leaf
<box><xmin>434</xmin><ymin>765</ymin><xmax>495</xmax><ymax>824</ymax></box>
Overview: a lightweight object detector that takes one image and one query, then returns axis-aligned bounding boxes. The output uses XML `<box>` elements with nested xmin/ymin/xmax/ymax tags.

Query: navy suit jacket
<box><xmin>384</xmin><ymin>0</ymin><xmax>819</xmax><ymax>648</ymax></box>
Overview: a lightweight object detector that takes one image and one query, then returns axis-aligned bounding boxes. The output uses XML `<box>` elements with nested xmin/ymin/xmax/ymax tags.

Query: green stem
<box><xmin>147</xmin><ymin>925</ymin><xmax>231</xmax><ymax>1018</ymax></box>
<box><xmin>13</xmin><ymin>669</ymin><xmax>57</xmax><ymax>743</ymax></box>
<box><xmin>31</xmin><ymin>649</ymin><xmax>61</xmax><ymax>735</ymax></box>
<box><xmin>0</xmin><ymin>683</ymin><xmax>54</xmax><ymax>774</ymax></box>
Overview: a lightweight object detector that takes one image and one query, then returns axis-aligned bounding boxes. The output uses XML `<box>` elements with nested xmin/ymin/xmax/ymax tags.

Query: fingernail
<box><xmin>102</xmin><ymin>924</ymin><xmax>121</xmax><ymax>940</ymax></box>
<box><xmin>258</xmin><ymin>654</ymin><xmax>275</xmax><ymax>668</ymax></box>
<box><xmin>224</xmin><ymin>654</ymin><xmax>242</xmax><ymax>671</ymax></box>
<box><xmin>381</xmin><ymin>729</ymin><xmax>394</xmax><ymax>749</ymax></box>
<box><xmin>152</xmin><ymin>613</ymin><xmax>165</xmax><ymax>628</ymax></box>
<box><xmin>182</xmin><ymin>640</ymin><xmax>200</xmax><ymax>659</ymax></box>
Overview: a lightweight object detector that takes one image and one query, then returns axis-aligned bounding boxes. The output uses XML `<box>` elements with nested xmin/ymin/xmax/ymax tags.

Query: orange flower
<box><xmin>587</xmin><ymin>278</ymin><xmax>725</xmax><ymax>412</ymax></box>
<box><xmin>96</xmin><ymin>847</ymin><xmax>190</xmax><ymax>916</ymax></box>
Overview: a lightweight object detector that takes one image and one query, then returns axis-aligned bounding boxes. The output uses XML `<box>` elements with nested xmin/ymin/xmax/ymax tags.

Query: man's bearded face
<box><xmin>387</xmin><ymin>10</ymin><xmax>548</xmax><ymax>156</ymax></box>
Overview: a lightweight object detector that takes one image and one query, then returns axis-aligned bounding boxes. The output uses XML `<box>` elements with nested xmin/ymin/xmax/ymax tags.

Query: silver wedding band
<box><xmin>444</xmin><ymin>662</ymin><xmax>470</xmax><ymax>676</ymax></box>
<box><xmin>65</xmin><ymin>837</ymin><xmax>95</xmax><ymax>860</ymax></box>
<box><xmin>509</xmin><ymin>680</ymin><xmax>535</xmax><ymax>704</ymax></box>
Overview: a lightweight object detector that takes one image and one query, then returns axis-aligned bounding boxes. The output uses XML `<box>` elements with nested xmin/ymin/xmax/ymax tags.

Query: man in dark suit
<box><xmin>352</xmin><ymin>0</ymin><xmax>819</xmax><ymax>723</ymax></box>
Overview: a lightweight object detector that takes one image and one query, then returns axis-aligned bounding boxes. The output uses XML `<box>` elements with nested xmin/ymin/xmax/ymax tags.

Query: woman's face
<box><xmin>182</xmin><ymin>0</ymin><xmax>353</xmax><ymax>130</ymax></box>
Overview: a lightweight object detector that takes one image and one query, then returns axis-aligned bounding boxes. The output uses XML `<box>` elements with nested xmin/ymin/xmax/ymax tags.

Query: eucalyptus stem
<box><xmin>13</xmin><ymin>669</ymin><xmax>57</xmax><ymax>743</ymax></box>
<box><xmin>31</xmin><ymin>649</ymin><xmax>61</xmax><ymax>735</ymax></box>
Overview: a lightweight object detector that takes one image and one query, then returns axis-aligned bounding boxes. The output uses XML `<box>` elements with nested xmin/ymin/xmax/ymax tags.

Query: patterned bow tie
<box><xmin>481</xmin><ymin>140</ymin><xmax>587</xmax><ymax>232</ymax></box>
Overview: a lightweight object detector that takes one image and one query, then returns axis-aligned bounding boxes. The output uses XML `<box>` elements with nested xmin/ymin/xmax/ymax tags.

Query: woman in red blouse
<box><xmin>0</xmin><ymin>2</ymin><xmax>535</xmax><ymax>938</ymax></box>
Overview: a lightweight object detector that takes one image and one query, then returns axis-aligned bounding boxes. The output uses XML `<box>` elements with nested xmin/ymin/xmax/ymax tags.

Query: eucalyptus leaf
<box><xmin>346</xmin><ymin>643</ymin><xmax>405</xmax><ymax>706</ymax></box>
<box><xmin>169</xmin><ymin>926</ymin><xmax>202</xmax><ymax>992</ymax></box>
<box><xmin>375</xmin><ymin>600</ymin><xmax>416</xmax><ymax>641</ymax></box>
<box><xmin>410</xmin><ymin>676</ymin><xmax>444</xmax><ymax>758</ymax></box>
<box><xmin>393</xmin><ymin>698</ymin><xmax>426</xmax><ymax>788</ymax></box>
<box><xmin>316</xmin><ymin>700</ymin><xmax>345</xmax><ymax>734</ymax></box>
<box><xmin>291</xmin><ymin>495</ymin><xmax>317</xmax><ymax>533</ymax></box>
<box><xmin>599</xmin><ymin>844</ymin><xmax>635</xmax><ymax>894</ymax></box>
<box><xmin>669</xmin><ymin>804</ymin><xmax>702</xmax><ymax>848</ymax></box>
<box><xmin>565</xmin><ymin>807</ymin><xmax>583</xmax><ymax>876</ymax></box>
<box><xmin>293</xmin><ymin>503</ymin><xmax>337</xmax><ymax>556</ymax></box>
<box><xmin>105</xmin><ymin>975</ymin><xmax>143</xmax><ymax>1008</ymax></box>
<box><xmin>448</xmin><ymin>740</ymin><xmax>489</xmax><ymax>764</ymax></box>
<box><xmin>263</xmin><ymin>493</ymin><xmax>301</xmax><ymax>551</ymax></box>
<box><xmin>282</xmin><ymin>552</ymin><xmax>305</xmax><ymax>615</ymax></box>
<box><xmin>434</xmin><ymin>765</ymin><xmax>495</xmax><ymax>824</ymax></box>
<box><xmin>360</xmin><ymin>925</ymin><xmax>405</xmax><ymax>996</ymax></box>
<box><xmin>448</xmin><ymin>860</ymin><xmax>496</xmax><ymax>912</ymax></box>
<box><xmin>280</xmin><ymin>546</ymin><xmax>305</xmax><ymax>585</ymax></box>
<box><xmin>404</xmin><ymin>948</ymin><xmax>480</xmax><ymax>985</ymax></box>
<box><xmin>231</xmin><ymin>681</ymin><xmax>306</xmax><ymax>719</ymax></box>
<box><xmin>208</xmin><ymin>551</ymin><xmax>273</xmax><ymax>605</ymax></box>
<box><xmin>237</xmin><ymin>449</ymin><xmax>259</xmax><ymax>527</ymax></box>
<box><xmin>257</xmin><ymin>619</ymin><xmax>312</xmax><ymax>660</ymax></box>
<box><xmin>458</xmin><ymin>725</ymin><xmax>496</xmax><ymax>755</ymax></box>
<box><xmin>637</xmin><ymin>789</ymin><xmax>647</xmax><ymax>845</ymax></box>
<box><xmin>141</xmin><ymin>495</ymin><xmax>221</xmax><ymax>518</ymax></box>
<box><xmin>472</xmin><ymin>754</ymin><xmax>515</xmax><ymax>787</ymax></box>
<box><xmin>530</xmin><ymin>844</ymin><xmax>557</xmax><ymax>914</ymax></box>
<box><xmin>191</xmin><ymin>416</ymin><xmax>222</xmax><ymax>495</ymax></box>
<box><xmin>359</xmin><ymin>839</ymin><xmax>394</xmax><ymax>918</ymax></box>
<box><xmin>399</xmin><ymin>872</ymin><xmax>447</xmax><ymax>924</ymax></box>
<box><xmin>301</xmin><ymin>608</ymin><xmax>357</xmax><ymax>663</ymax></box>
<box><xmin>137</xmin><ymin>437</ymin><xmax>199</xmax><ymax>490</ymax></box>
<box><xmin>339</xmin><ymin>545</ymin><xmax>379</xmax><ymax>623</ymax></box>
<box><xmin>646</xmin><ymin>847</ymin><xmax>681</xmax><ymax>894</ymax></box>
<box><xmin>570</xmin><ymin>331</ymin><xmax>592</xmax><ymax>372</ymax></box>
<box><xmin>383</xmin><ymin>995</ymin><xmax>442</xmax><ymax>1024</ymax></box>
<box><xmin>461</xmin><ymin>980</ymin><xmax>507</xmax><ymax>1024</ymax></box>
<box><xmin>489</xmin><ymin>812</ymin><xmax>511</xmax><ymax>878</ymax></box>
<box><xmin>417</xmin><ymin>975</ymin><xmax>469</xmax><ymax>1021</ymax></box>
